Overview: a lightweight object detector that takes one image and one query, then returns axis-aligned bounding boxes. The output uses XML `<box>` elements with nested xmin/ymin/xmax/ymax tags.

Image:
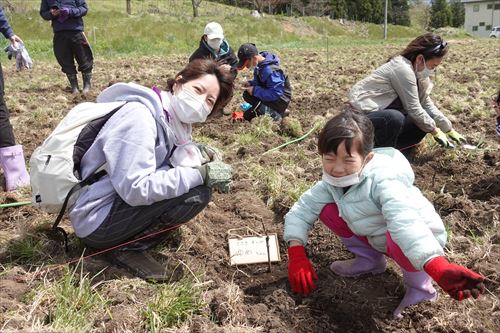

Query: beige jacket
<box><xmin>349</xmin><ymin>56</ymin><xmax>452</xmax><ymax>133</ymax></box>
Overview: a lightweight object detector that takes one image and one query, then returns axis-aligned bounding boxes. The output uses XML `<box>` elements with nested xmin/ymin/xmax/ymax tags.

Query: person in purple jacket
<box><xmin>69</xmin><ymin>60</ymin><xmax>234</xmax><ymax>282</ymax></box>
<box><xmin>0</xmin><ymin>7</ymin><xmax>30</xmax><ymax>191</ymax></box>
<box><xmin>40</xmin><ymin>0</ymin><xmax>93</xmax><ymax>94</ymax></box>
<box><xmin>236</xmin><ymin>43</ymin><xmax>292</xmax><ymax>122</ymax></box>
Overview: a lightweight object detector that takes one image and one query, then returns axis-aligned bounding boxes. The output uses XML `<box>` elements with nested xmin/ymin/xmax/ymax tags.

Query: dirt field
<box><xmin>0</xmin><ymin>39</ymin><xmax>498</xmax><ymax>332</ymax></box>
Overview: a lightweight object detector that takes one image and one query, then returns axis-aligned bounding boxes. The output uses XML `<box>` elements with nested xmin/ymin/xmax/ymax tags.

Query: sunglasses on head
<box><xmin>425</xmin><ymin>41</ymin><xmax>448</xmax><ymax>55</ymax></box>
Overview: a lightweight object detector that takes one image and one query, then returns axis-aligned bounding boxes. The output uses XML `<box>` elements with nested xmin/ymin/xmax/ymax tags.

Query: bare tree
<box><xmin>248</xmin><ymin>0</ymin><xmax>290</xmax><ymax>14</ymax></box>
<box><xmin>192</xmin><ymin>0</ymin><xmax>203</xmax><ymax>17</ymax></box>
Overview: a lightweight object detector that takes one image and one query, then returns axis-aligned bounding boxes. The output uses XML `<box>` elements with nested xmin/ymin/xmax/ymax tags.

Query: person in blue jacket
<box><xmin>40</xmin><ymin>0</ymin><xmax>93</xmax><ymax>94</ymax></box>
<box><xmin>284</xmin><ymin>109</ymin><xmax>485</xmax><ymax>318</ymax></box>
<box><xmin>0</xmin><ymin>6</ymin><xmax>30</xmax><ymax>191</ymax></box>
<box><xmin>236</xmin><ymin>43</ymin><xmax>291</xmax><ymax>122</ymax></box>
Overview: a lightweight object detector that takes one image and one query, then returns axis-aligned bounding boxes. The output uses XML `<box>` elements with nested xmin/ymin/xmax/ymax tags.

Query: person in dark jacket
<box><xmin>0</xmin><ymin>7</ymin><xmax>30</xmax><ymax>191</ymax></box>
<box><xmin>40</xmin><ymin>0</ymin><xmax>93</xmax><ymax>94</ymax></box>
<box><xmin>236</xmin><ymin>43</ymin><xmax>292</xmax><ymax>122</ymax></box>
<box><xmin>189</xmin><ymin>22</ymin><xmax>238</xmax><ymax>78</ymax></box>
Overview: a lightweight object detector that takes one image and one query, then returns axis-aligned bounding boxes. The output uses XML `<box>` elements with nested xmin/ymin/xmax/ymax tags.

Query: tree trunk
<box><xmin>126</xmin><ymin>0</ymin><xmax>131</xmax><ymax>15</ymax></box>
<box><xmin>192</xmin><ymin>0</ymin><xmax>199</xmax><ymax>17</ymax></box>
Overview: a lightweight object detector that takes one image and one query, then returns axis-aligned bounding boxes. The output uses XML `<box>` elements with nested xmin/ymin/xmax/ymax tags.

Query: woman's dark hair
<box><xmin>318</xmin><ymin>108</ymin><xmax>374</xmax><ymax>157</ymax></box>
<box><xmin>399</xmin><ymin>33</ymin><xmax>449</xmax><ymax>64</ymax></box>
<box><xmin>496</xmin><ymin>91</ymin><xmax>500</xmax><ymax>106</ymax></box>
<box><xmin>166</xmin><ymin>59</ymin><xmax>234</xmax><ymax>114</ymax></box>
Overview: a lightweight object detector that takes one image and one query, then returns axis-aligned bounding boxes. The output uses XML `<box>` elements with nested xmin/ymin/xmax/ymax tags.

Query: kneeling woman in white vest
<box><xmin>70</xmin><ymin>59</ymin><xmax>234</xmax><ymax>281</ymax></box>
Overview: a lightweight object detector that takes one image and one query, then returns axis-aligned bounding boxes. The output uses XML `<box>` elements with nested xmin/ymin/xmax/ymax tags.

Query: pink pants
<box><xmin>319</xmin><ymin>203</ymin><xmax>418</xmax><ymax>272</ymax></box>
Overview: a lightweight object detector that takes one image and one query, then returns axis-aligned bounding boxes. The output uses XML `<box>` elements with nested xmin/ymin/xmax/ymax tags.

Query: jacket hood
<box><xmin>362</xmin><ymin>147</ymin><xmax>414</xmax><ymax>185</ymax></box>
<box><xmin>259</xmin><ymin>51</ymin><xmax>280</xmax><ymax>67</ymax></box>
<box><xmin>96</xmin><ymin>82</ymin><xmax>165</xmax><ymax>123</ymax></box>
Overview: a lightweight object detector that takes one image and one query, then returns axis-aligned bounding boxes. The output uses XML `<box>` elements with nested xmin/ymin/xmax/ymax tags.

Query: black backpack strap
<box><xmin>52</xmin><ymin>169</ymin><xmax>108</xmax><ymax>252</ymax></box>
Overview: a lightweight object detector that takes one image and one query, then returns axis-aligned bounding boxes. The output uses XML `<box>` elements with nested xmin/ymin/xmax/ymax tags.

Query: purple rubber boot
<box><xmin>330</xmin><ymin>236</ymin><xmax>387</xmax><ymax>277</ymax></box>
<box><xmin>0</xmin><ymin>145</ymin><xmax>30</xmax><ymax>191</ymax></box>
<box><xmin>393</xmin><ymin>270</ymin><xmax>438</xmax><ymax>319</ymax></box>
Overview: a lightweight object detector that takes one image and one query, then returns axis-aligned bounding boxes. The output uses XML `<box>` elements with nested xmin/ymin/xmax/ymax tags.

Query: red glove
<box><xmin>287</xmin><ymin>246</ymin><xmax>317</xmax><ymax>295</ymax></box>
<box><xmin>424</xmin><ymin>256</ymin><xmax>485</xmax><ymax>301</ymax></box>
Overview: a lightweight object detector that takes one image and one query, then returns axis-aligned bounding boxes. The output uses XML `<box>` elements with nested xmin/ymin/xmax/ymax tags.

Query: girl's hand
<box><xmin>287</xmin><ymin>245</ymin><xmax>317</xmax><ymax>295</ymax></box>
<box><xmin>424</xmin><ymin>256</ymin><xmax>485</xmax><ymax>301</ymax></box>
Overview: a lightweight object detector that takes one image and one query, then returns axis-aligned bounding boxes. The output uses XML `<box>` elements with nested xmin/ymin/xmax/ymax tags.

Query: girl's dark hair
<box><xmin>166</xmin><ymin>59</ymin><xmax>234</xmax><ymax>114</ymax></box>
<box><xmin>399</xmin><ymin>33</ymin><xmax>449</xmax><ymax>64</ymax></box>
<box><xmin>318</xmin><ymin>108</ymin><xmax>374</xmax><ymax>157</ymax></box>
<box><xmin>496</xmin><ymin>91</ymin><xmax>500</xmax><ymax>106</ymax></box>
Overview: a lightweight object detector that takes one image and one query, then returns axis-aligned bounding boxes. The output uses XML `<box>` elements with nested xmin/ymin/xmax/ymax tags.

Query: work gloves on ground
<box><xmin>424</xmin><ymin>256</ymin><xmax>485</xmax><ymax>301</ymax></box>
<box><xmin>195</xmin><ymin>160</ymin><xmax>232</xmax><ymax>193</ymax></box>
<box><xmin>287</xmin><ymin>246</ymin><xmax>318</xmax><ymax>295</ymax></box>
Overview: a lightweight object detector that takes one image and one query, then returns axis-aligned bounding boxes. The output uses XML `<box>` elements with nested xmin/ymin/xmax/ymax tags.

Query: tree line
<box><xmin>207</xmin><ymin>0</ymin><xmax>465</xmax><ymax>29</ymax></box>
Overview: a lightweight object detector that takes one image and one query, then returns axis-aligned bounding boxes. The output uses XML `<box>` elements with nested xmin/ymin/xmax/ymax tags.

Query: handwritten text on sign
<box><xmin>228</xmin><ymin>234</ymin><xmax>281</xmax><ymax>265</ymax></box>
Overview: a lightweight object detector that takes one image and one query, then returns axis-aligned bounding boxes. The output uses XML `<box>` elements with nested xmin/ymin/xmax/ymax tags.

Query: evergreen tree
<box><xmin>357</xmin><ymin>0</ymin><xmax>373</xmax><ymax>22</ymax></box>
<box><xmin>392</xmin><ymin>0</ymin><xmax>411</xmax><ymax>26</ymax></box>
<box><xmin>450</xmin><ymin>0</ymin><xmax>465</xmax><ymax>27</ymax></box>
<box><xmin>370</xmin><ymin>0</ymin><xmax>384</xmax><ymax>24</ymax></box>
<box><xmin>430</xmin><ymin>0</ymin><xmax>451</xmax><ymax>28</ymax></box>
<box><xmin>330</xmin><ymin>0</ymin><xmax>348</xmax><ymax>19</ymax></box>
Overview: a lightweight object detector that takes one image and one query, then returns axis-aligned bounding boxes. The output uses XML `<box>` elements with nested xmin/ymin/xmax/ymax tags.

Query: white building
<box><xmin>462</xmin><ymin>0</ymin><xmax>500</xmax><ymax>37</ymax></box>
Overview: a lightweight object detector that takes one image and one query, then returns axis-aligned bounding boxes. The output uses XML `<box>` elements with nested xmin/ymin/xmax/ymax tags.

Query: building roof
<box><xmin>461</xmin><ymin>0</ymin><xmax>494</xmax><ymax>3</ymax></box>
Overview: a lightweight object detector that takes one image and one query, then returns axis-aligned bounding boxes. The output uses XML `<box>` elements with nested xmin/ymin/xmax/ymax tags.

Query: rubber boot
<box><xmin>259</xmin><ymin>104</ymin><xmax>282</xmax><ymax>122</ymax></box>
<box><xmin>66</xmin><ymin>73</ymin><xmax>79</xmax><ymax>94</ymax></box>
<box><xmin>393</xmin><ymin>270</ymin><xmax>438</xmax><ymax>319</ymax></box>
<box><xmin>0</xmin><ymin>145</ymin><xmax>30</xmax><ymax>191</ymax></box>
<box><xmin>82</xmin><ymin>72</ymin><xmax>92</xmax><ymax>94</ymax></box>
<box><xmin>330</xmin><ymin>236</ymin><xmax>387</xmax><ymax>277</ymax></box>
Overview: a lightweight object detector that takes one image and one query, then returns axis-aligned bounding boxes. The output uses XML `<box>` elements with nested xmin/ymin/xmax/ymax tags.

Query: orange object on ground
<box><xmin>231</xmin><ymin>111</ymin><xmax>244</xmax><ymax>122</ymax></box>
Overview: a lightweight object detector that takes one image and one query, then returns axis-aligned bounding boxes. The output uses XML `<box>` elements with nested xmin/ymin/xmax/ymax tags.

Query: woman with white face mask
<box><xmin>349</xmin><ymin>33</ymin><xmax>466</xmax><ymax>160</ymax></box>
<box><xmin>189</xmin><ymin>22</ymin><xmax>238</xmax><ymax>80</ymax></box>
<box><xmin>68</xmin><ymin>59</ymin><xmax>234</xmax><ymax>281</ymax></box>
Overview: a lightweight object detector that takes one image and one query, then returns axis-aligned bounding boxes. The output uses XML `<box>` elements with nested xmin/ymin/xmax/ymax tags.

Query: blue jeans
<box><xmin>366</xmin><ymin>109</ymin><xmax>427</xmax><ymax>150</ymax></box>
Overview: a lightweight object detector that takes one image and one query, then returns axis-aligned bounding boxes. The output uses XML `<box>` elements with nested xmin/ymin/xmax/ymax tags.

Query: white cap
<box><xmin>204</xmin><ymin>22</ymin><xmax>224</xmax><ymax>40</ymax></box>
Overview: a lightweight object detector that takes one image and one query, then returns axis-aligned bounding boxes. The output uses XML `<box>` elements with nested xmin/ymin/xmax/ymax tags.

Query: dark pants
<box><xmin>82</xmin><ymin>186</ymin><xmax>212</xmax><ymax>250</ymax></box>
<box><xmin>242</xmin><ymin>90</ymin><xmax>287</xmax><ymax>121</ymax></box>
<box><xmin>366</xmin><ymin>109</ymin><xmax>427</xmax><ymax>150</ymax></box>
<box><xmin>54</xmin><ymin>31</ymin><xmax>93</xmax><ymax>74</ymax></box>
<box><xmin>0</xmin><ymin>64</ymin><xmax>15</xmax><ymax>148</ymax></box>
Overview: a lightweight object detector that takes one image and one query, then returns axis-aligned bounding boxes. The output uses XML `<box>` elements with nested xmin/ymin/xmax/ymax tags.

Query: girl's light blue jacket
<box><xmin>284</xmin><ymin>148</ymin><xmax>447</xmax><ymax>270</ymax></box>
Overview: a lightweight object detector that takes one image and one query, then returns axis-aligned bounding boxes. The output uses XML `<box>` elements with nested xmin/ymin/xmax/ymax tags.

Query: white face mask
<box><xmin>171</xmin><ymin>86</ymin><xmax>211</xmax><ymax>124</ymax></box>
<box><xmin>416</xmin><ymin>57</ymin><xmax>434</xmax><ymax>79</ymax></box>
<box><xmin>322</xmin><ymin>171</ymin><xmax>361</xmax><ymax>188</ymax></box>
<box><xmin>207</xmin><ymin>38</ymin><xmax>223</xmax><ymax>50</ymax></box>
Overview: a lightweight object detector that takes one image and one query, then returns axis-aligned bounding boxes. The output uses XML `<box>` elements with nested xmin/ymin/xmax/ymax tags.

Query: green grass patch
<box><xmin>143</xmin><ymin>279</ymin><xmax>204</xmax><ymax>331</ymax></box>
<box><xmin>30</xmin><ymin>263</ymin><xmax>109</xmax><ymax>332</ymax></box>
<box><xmin>6</xmin><ymin>234</ymin><xmax>47</xmax><ymax>265</ymax></box>
<box><xmin>3</xmin><ymin>0</ymin><xmax>432</xmax><ymax>60</ymax></box>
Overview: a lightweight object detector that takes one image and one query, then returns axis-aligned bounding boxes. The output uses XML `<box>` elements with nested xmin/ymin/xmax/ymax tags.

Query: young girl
<box><xmin>284</xmin><ymin>110</ymin><xmax>484</xmax><ymax>318</ymax></box>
